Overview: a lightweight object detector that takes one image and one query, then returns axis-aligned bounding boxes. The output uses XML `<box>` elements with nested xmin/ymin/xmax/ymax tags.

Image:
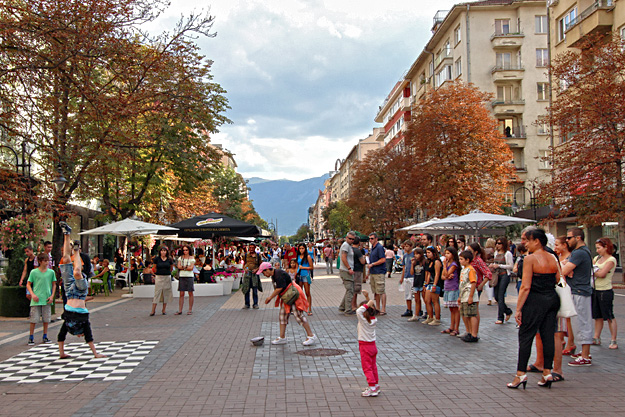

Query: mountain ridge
<box><xmin>246</xmin><ymin>174</ymin><xmax>329</xmax><ymax>236</ymax></box>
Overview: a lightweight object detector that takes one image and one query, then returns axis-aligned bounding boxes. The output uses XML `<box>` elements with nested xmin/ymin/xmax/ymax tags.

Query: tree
<box><xmin>0</xmin><ymin>0</ymin><xmax>229</xmax><ymax>262</ymax></box>
<box><xmin>289</xmin><ymin>224</ymin><xmax>312</xmax><ymax>243</ymax></box>
<box><xmin>327</xmin><ymin>200</ymin><xmax>352</xmax><ymax>239</ymax></box>
<box><xmin>347</xmin><ymin>146</ymin><xmax>415</xmax><ymax>236</ymax></box>
<box><xmin>545</xmin><ymin>35</ymin><xmax>625</xmax><ymax>269</ymax></box>
<box><xmin>404</xmin><ymin>82</ymin><xmax>514</xmax><ymax>216</ymax></box>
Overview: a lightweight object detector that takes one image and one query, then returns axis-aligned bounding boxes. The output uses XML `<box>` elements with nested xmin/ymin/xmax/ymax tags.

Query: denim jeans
<box><xmin>245</xmin><ymin>287</ymin><xmax>258</xmax><ymax>307</ymax></box>
<box><xmin>495</xmin><ymin>273</ymin><xmax>513</xmax><ymax>321</ymax></box>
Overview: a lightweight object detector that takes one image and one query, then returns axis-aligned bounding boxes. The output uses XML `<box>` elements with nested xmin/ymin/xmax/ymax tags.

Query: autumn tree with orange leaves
<box><xmin>348</xmin><ymin>146</ymin><xmax>416</xmax><ymax>237</ymax></box>
<box><xmin>544</xmin><ymin>35</ymin><xmax>625</xmax><ymax>270</ymax></box>
<box><xmin>404</xmin><ymin>82</ymin><xmax>514</xmax><ymax>216</ymax></box>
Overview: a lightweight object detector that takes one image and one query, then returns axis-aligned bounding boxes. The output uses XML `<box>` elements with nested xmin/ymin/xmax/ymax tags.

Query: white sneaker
<box><xmin>361</xmin><ymin>386</ymin><xmax>379</xmax><ymax>397</ymax></box>
<box><xmin>271</xmin><ymin>337</ymin><xmax>287</xmax><ymax>345</ymax></box>
<box><xmin>302</xmin><ymin>334</ymin><xmax>318</xmax><ymax>346</ymax></box>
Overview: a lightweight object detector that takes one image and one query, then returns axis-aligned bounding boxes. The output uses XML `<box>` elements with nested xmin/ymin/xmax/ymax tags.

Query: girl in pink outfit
<box><xmin>357</xmin><ymin>290</ymin><xmax>380</xmax><ymax>397</ymax></box>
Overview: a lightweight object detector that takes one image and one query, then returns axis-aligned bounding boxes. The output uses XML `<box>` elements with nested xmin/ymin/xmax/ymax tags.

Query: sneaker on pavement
<box><xmin>42</xmin><ymin>337</ymin><xmax>50</xmax><ymax>343</ymax></box>
<box><xmin>271</xmin><ymin>337</ymin><xmax>287</xmax><ymax>345</ymax></box>
<box><xmin>421</xmin><ymin>317</ymin><xmax>433</xmax><ymax>324</ymax></box>
<box><xmin>252</xmin><ymin>304</ymin><xmax>259</xmax><ymax>309</ymax></box>
<box><xmin>27</xmin><ymin>338</ymin><xmax>35</xmax><ymax>346</ymax></box>
<box><xmin>407</xmin><ymin>315</ymin><xmax>419</xmax><ymax>322</ymax></box>
<box><xmin>303</xmin><ymin>335</ymin><xmax>318</xmax><ymax>346</ymax></box>
<box><xmin>361</xmin><ymin>386</ymin><xmax>379</xmax><ymax>397</ymax></box>
<box><xmin>571</xmin><ymin>352</ymin><xmax>592</xmax><ymax>359</ymax></box>
<box><xmin>242</xmin><ymin>305</ymin><xmax>250</xmax><ymax>309</ymax></box>
<box><xmin>344</xmin><ymin>311</ymin><xmax>356</xmax><ymax>315</ymax></box>
<box><xmin>401</xmin><ymin>310</ymin><xmax>413</xmax><ymax>317</ymax></box>
<box><xmin>58</xmin><ymin>221</ymin><xmax>72</xmax><ymax>235</ymax></box>
<box><xmin>568</xmin><ymin>357</ymin><xmax>592</xmax><ymax>367</ymax></box>
<box><xmin>457</xmin><ymin>332</ymin><xmax>468</xmax><ymax>339</ymax></box>
<box><xmin>428</xmin><ymin>319</ymin><xmax>442</xmax><ymax>326</ymax></box>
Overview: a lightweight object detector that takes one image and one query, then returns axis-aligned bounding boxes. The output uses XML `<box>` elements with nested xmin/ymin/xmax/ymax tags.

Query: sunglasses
<box><xmin>566</xmin><ymin>236</ymin><xmax>575</xmax><ymax>240</ymax></box>
<box><xmin>369</xmin><ymin>238</ymin><xmax>375</xmax><ymax>240</ymax></box>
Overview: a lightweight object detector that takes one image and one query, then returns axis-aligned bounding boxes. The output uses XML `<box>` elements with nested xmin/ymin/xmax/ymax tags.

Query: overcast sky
<box><xmin>152</xmin><ymin>0</ymin><xmax>459</xmax><ymax>180</ymax></box>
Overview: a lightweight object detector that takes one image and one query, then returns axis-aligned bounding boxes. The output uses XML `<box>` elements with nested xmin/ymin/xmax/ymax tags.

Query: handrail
<box><xmin>565</xmin><ymin>0</ymin><xmax>613</xmax><ymax>32</ymax></box>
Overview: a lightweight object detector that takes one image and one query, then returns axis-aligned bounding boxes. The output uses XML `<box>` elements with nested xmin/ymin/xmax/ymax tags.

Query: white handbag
<box><xmin>556</xmin><ymin>278</ymin><xmax>577</xmax><ymax>318</ymax></box>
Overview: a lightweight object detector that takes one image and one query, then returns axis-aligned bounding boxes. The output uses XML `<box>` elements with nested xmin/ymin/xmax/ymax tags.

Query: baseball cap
<box><xmin>256</xmin><ymin>262</ymin><xmax>273</xmax><ymax>275</ymax></box>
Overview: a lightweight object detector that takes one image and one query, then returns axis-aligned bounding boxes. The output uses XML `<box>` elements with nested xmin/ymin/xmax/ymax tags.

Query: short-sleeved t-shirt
<box><xmin>339</xmin><ymin>241</ymin><xmax>354</xmax><ymax>271</ymax></box>
<box><xmin>271</xmin><ymin>269</ymin><xmax>292</xmax><ymax>294</ymax></box>
<box><xmin>352</xmin><ymin>247</ymin><xmax>365</xmax><ymax>273</ymax></box>
<box><xmin>283</xmin><ymin>247</ymin><xmax>297</xmax><ymax>263</ymax></box>
<box><xmin>28</xmin><ymin>268</ymin><xmax>56</xmax><ymax>306</ymax></box>
<box><xmin>153</xmin><ymin>256</ymin><xmax>173</xmax><ymax>276</ymax></box>
<box><xmin>459</xmin><ymin>265</ymin><xmax>478</xmax><ymax>303</ymax></box>
<box><xmin>369</xmin><ymin>243</ymin><xmax>386</xmax><ymax>275</ymax></box>
<box><xmin>403</xmin><ymin>251</ymin><xmax>414</xmax><ymax>278</ymax></box>
<box><xmin>323</xmin><ymin>247</ymin><xmax>333</xmax><ymax>258</ymax></box>
<box><xmin>567</xmin><ymin>246</ymin><xmax>593</xmax><ymax>296</ymax></box>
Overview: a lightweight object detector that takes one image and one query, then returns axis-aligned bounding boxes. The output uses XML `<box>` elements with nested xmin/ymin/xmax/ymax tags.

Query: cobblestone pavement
<box><xmin>1</xmin><ymin>265</ymin><xmax>624</xmax><ymax>416</ymax></box>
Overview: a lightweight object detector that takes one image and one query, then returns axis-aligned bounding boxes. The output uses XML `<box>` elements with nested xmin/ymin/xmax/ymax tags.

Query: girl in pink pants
<box><xmin>357</xmin><ymin>290</ymin><xmax>379</xmax><ymax>397</ymax></box>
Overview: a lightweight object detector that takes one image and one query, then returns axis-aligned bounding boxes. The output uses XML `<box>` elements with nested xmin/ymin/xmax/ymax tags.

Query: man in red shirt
<box><xmin>282</xmin><ymin>243</ymin><xmax>297</xmax><ymax>269</ymax></box>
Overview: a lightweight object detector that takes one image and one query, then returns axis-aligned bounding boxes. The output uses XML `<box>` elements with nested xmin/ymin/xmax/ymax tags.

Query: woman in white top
<box><xmin>490</xmin><ymin>238</ymin><xmax>514</xmax><ymax>324</ymax></box>
<box><xmin>176</xmin><ymin>245</ymin><xmax>195</xmax><ymax>315</ymax></box>
<box><xmin>593</xmin><ymin>238</ymin><xmax>618</xmax><ymax>349</ymax></box>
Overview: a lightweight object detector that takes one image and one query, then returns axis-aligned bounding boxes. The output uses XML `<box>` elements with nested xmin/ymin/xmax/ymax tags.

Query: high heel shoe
<box><xmin>537</xmin><ymin>374</ymin><xmax>553</xmax><ymax>389</ymax></box>
<box><xmin>562</xmin><ymin>345</ymin><xmax>576</xmax><ymax>355</ymax></box>
<box><xmin>507</xmin><ymin>374</ymin><xmax>528</xmax><ymax>389</ymax></box>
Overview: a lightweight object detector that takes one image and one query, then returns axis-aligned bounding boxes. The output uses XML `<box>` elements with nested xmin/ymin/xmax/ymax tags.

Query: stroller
<box><xmin>392</xmin><ymin>255</ymin><xmax>403</xmax><ymax>273</ymax></box>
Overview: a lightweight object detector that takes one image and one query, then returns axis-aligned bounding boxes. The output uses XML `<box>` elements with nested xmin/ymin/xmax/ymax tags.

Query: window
<box><xmin>537</xmin><ymin>119</ymin><xmax>550</xmax><ymax>135</ymax></box>
<box><xmin>454</xmin><ymin>25</ymin><xmax>461</xmax><ymax>45</ymax></box>
<box><xmin>557</xmin><ymin>8</ymin><xmax>577</xmax><ymax>42</ymax></box>
<box><xmin>537</xmin><ymin>82</ymin><xmax>549</xmax><ymax>100</ymax></box>
<box><xmin>495</xmin><ymin>19</ymin><xmax>510</xmax><ymax>35</ymax></box>
<box><xmin>444</xmin><ymin>40</ymin><xmax>451</xmax><ymax>56</ymax></box>
<box><xmin>435</xmin><ymin>65</ymin><xmax>452</xmax><ymax>87</ymax></box>
<box><xmin>539</xmin><ymin>150</ymin><xmax>552</xmax><ymax>169</ymax></box>
<box><xmin>535</xmin><ymin>15</ymin><xmax>547</xmax><ymax>34</ymax></box>
<box><xmin>496</xmin><ymin>52</ymin><xmax>512</xmax><ymax>69</ymax></box>
<box><xmin>536</xmin><ymin>49</ymin><xmax>549</xmax><ymax>67</ymax></box>
<box><xmin>497</xmin><ymin>85</ymin><xmax>514</xmax><ymax>101</ymax></box>
<box><xmin>455</xmin><ymin>57</ymin><xmax>462</xmax><ymax>77</ymax></box>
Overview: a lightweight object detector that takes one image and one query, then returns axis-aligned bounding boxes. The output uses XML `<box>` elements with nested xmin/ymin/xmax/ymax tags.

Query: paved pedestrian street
<box><xmin>1</xmin><ymin>265</ymin><xmax>624</xmax><ymax>416</ymax></box>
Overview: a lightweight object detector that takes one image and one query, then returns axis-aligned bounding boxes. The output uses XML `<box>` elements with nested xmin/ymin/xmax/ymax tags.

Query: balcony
<box><xmin>565</xmin><ymin>0</ymin><xmax>614</xmax><ymax>48</ymax></box>
<box><xmin>502</xmin><ymin>126</ymin><xmax>526</xmax><ymax>148</ymax></box>
<box><xmin>434</xmin><ymin>50</ymin><xmax>452</xmax><ymax>69</ymax></box>
<box><xmin>491</xmin><ymin>65</ymin><xmax>525</xmax><ymax>82</ymax></box>
<box><xmin>490</xmin><ymin>33</ymin><xmax>524</xmax><ymax>49</ymax></box>
<box><xmin>492</xmin><ymin>100</ymin><xmax>525</xmax><ymax>116</ymax></box>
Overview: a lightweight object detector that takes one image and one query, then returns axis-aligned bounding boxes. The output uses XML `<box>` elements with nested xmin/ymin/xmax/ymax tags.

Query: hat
<box><xmin>256</xmin><ymin>262</ymin><xmax>273</xmax><ymax>275</ymax></box>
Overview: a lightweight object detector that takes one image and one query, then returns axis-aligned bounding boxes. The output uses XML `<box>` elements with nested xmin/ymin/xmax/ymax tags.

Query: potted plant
<box><xmin>213</xmin><ymin>271</ymin><xmax>234</xmax><ymax>295</ymax></box>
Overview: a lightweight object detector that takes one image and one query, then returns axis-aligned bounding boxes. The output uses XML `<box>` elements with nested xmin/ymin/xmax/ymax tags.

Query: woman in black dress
<box><xmin>508</xmin><ymin>229</ymin><xmax>560</xmax><ymax>389</ymax></box>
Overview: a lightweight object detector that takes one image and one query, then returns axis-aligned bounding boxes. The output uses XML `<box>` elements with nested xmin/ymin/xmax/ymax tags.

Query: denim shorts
<box><xmin>60</xmin><ymin>264</ymin><xmax>88</xmax><ymax>300</ymax></box>
<box><xmin>426</xmin><ymin>284</ymin><xmax>441</xmax><ymax>295</ymax></box>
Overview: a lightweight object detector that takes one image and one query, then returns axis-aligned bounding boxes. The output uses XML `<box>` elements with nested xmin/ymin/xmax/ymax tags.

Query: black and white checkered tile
<box><xmin>0</xmin><ymin>340</ymin><xmax>158</xmax><ymax>383</ymax></box>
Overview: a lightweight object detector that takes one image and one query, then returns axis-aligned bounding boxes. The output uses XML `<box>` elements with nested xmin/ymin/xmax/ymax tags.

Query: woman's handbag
<box><xmin>280</xmin><ymin>283</ymin><xmax>300</xmax><ymax>305</ymax></box>
<box><xmin>556</xmin><ymin>278</ymin><xmax>577</xmax><ymax>318</ymax></box>
<box><xmin>489</xmin><ymin>274</ymin><xmax>499</xmax><ymax>288</ymax></box>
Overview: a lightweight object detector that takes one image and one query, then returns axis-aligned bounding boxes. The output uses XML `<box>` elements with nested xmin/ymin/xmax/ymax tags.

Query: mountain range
<box><xmin>246</xmin><ymin>174</ymin><xmax>329</xmax><ymax>236</ymax></box>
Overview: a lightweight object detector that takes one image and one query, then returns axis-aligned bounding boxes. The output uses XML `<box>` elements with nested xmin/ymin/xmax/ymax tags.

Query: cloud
<box><xmin>149</xmin><ymin>0</ymin><xmax>459</xmax><ymax>180</ymax></box>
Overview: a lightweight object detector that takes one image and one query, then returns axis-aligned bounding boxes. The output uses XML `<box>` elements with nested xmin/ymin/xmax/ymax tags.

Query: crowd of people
<box><xmin>18</xmin><ymin>224</ymin><xmax>619</xmax><ymax>397</ymax></box>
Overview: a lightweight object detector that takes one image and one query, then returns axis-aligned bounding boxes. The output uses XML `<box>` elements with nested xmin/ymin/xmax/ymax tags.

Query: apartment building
<box><xmin>378</xmin><ymin>0</ymin><xmax>551</xmax><ymax>204</ymax></box>
<box><xmin>311</xmin><ymin>129</ymin><xmax>384</xmax><ymax>240</ymax></box>
<box><xmin>550</xmin><ymin>0</ymin><xmax>622</xmax><ymax>57</ymax></box>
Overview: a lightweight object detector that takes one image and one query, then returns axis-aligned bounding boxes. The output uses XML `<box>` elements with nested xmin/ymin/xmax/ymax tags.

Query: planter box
<box><xmin>221</xmin><ymin>279</ymin><xmax>234</xmax><ymax>295</ymax></box>
<box><xmin>232</xmin><ymin>277</ymin><xmax>241</xmax><ymax>291</ymax></box>
<box><xmin>0</xmin><ymin>286</ymin><xmax>30</xmax><ymax>317</ymax></box>
<box><xmin>132</xmin><ymin>282</ymin><xmax>224</xmax><ymax>298</ymax></box>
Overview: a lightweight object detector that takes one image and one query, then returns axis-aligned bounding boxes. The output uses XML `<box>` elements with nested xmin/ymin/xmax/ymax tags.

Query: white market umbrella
<box><xmin>80</xmin><ymin>219</ymin><xmax>178</xmax><ymax>292</ymax></box>
<box><xmin>428</xmin><ymin>209</ymin><xmax>535</xmax><ymax>238</ymax></box>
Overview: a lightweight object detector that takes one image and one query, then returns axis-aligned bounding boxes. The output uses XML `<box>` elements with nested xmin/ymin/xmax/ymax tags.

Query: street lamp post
<box><xmin>511</xmin><ymin>183</ymin><xmax>538</xmax><ymax>221</ymax></box>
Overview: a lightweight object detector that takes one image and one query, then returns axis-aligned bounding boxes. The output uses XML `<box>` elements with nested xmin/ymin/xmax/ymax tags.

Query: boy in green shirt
<box><xmin>26</xmin><ymin>253</ymin><xmax>56</xmax><ymax>345</ymax></box>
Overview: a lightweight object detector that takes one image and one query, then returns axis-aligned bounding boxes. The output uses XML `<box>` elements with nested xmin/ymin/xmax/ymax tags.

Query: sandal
<box><xmin>562</xmin><ymin>345</ymin><xmax>576</xmax><ymax>355</ymax></box>
<box><xmin>551</xmin><ymin>372</ymin><xmax>564</xmax><ymax>382</ymax></box>
<box><xmin>450</xmin><ymin>331</ymin><xmax>459</xmax><ymax>336</ymax></box>
<box><xmin>592</xmin><ymin>337</ymin><xmax>601</xmax><ymax>345</ymax></box>
<box><xmin>495</xmin><ymin>320</ymin><xmax>504</xmax><ymax>325</ymax></box>
<box><xmin>526</xmin><ymin>364</ymin><xmax>543</xmax><ymax>373</ymax></box>
<box><xmin>609</xmin><ymin>340</ymin><xmax>618</xmax><ymax>349</ymax></box>
<box><xmin>308</xmin><ymin>311</ymin><xmax>313</xmax><ymax>316</ymax></box>
<box><xmin>441</xmin><ymin>328</ymin><xmax>453</xmax><ymax>334</ymax></box>
<box><xmin>149</xmin><ymin>312</ymin><xmax>155</xmax><ymax>316</ymax></box>
<box><xmin>174</xmin><ymin>311</ymin><xmax>182</xmax><ymax>315</ymax></box>
<box><xmin>187</xmin><ymin>311</ymin><xmax>193</xmax><ymax>315</ymax></box>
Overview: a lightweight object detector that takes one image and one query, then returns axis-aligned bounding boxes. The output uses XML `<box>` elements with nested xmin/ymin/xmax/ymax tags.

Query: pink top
<box><xmin>385</xmin><ymin>249</ymin><xmax>395</xmax><ymax>259</ymax></box>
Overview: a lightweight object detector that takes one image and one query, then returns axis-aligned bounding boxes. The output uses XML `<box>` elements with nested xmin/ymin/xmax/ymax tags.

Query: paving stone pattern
<box><xmin>0</xmin><ymin>266</ymin><xmax>624</xmax><ymax>416</ymax></box>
